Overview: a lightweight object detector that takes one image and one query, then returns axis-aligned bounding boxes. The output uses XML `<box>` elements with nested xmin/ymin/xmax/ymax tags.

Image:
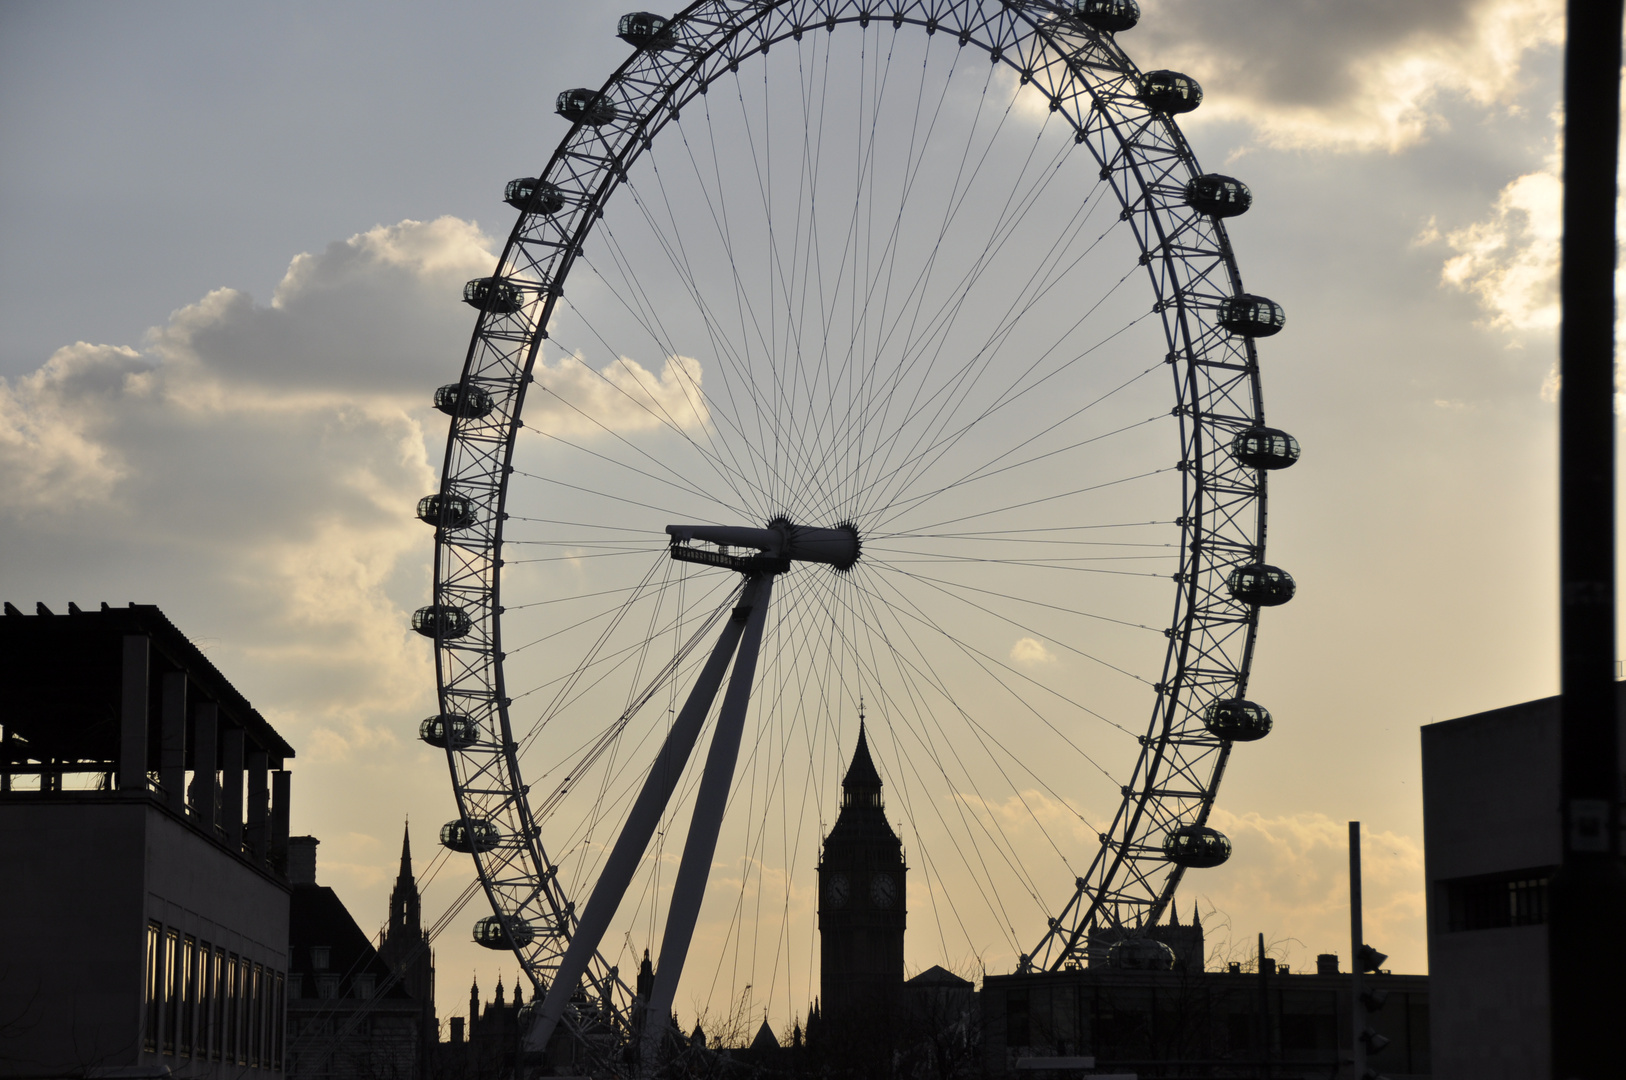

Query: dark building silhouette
<box><xmin>435</xmin><ymin>974</ymin><xmax>527</xmax><ymax>1080</ymax></box>
<box><xmin>1419</xmin><ymin>690</ymin><xmax>1622</xmax><ymax>1079</ymax></box>
<box><xmin>816</xmin><ymin>721</ymin><xmax>906</xmax><ymax>1057</ymax></box>
<box><xmin>378</xmin><ymin>824</ymin><xmax>437</xmax><ymax>1074</ymax></box>
<box><xmin>0</xmin><ymin>601</ymin><xmax>295</xmax><ymax>1078</ymax></box>
<box><xmin>982</xmin><ymin>960</ymin><xmax>1430</xmax><ymax>1078</ymax></box>
<box><xmin>285</xmin><ymin>834</ymin><xmax>435</xmax><ymax>1080</ymax></box>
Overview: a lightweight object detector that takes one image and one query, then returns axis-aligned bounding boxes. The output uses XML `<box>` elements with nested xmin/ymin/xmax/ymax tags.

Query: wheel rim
<box><xmin>427</xmin><ymin>1</ymin><xmax>1280</xmax><ymax>1063</ymax></box>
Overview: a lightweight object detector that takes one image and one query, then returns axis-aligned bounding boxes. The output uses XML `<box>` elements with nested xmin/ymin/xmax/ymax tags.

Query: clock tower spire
<box><xmin>817</xmin><ymin>711</ymin><xmax>906</xmax><ymax>1051</ymax></box>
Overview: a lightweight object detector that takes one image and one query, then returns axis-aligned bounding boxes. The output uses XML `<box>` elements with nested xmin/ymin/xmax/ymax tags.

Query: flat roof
<box><xmin>0</xmin><ymin>601</ymin><xmax>294</xmax><ymax>763</ymax></box>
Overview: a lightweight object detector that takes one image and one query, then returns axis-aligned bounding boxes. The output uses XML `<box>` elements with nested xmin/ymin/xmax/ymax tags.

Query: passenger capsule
<box><xmin>412</xmin><ymin>605</ymin><xmax>473</xmax><ymax>639</ymax></box>
<box><xmin>1139</xmin><ymin>70</ymin><xmax>1203</xmax><ymax>115</ymax></box>
<box><xmin>417</xmin><ymin>493</ymin><xmax>476</xmax><ymax>530</ymax></box>
<box><xmin>440</xmin><ymin>818</ymin><xmax>501</xmax><ymax>853</ymax></box>
<box><xmin>463</xmin><ymin>278</ymin><xmax>523</xmax><ymax>315</ymax></box>
<box><xmin>473</xmin><ymin>914</ymin><xmax>535</xmax><ymax>949</ymax></box>
<box><xmin>1184</xmin><ymin>174</ymin><xmax>1252</xmax><ymax>218</ymax></box>
<box><xmin>434</xmin><ymin>383</ymin><xmax>495</xmax><ymax>420</ymax></box>
<box><xmin>1218</xmin><ymin>293</ymin><xmax>1286</xmax><ymax>337</ymax></box>
<box><xmin>1108</xmin><ymin>935</ymin><xmax>1175</xmax><ymax>971</ymax></box>
<box><xmin>1163</xmin><ymin>824</ymin><xmax>1232</xmax><ymax>868</ymax></box>
<box><xmin>618</xmin><ymin>11</ymin><xmax>675</xmax><ymax>48</ymax></box>
<box><xmin>503</xmin><ymin>178</ymin><xmax>566</xmax><ymax>214</ymax></box>
<box><xmin>1225</xmin><ymin>564</ymin><xmax>1296</xmax><ymax>607</ymax></box>
<box><xmin>1231</xmin><ymin>427</ymin><xmax>1301</xmax><ymax>470</ymax></box>
<box><xmin>1073</xmin><ymin>0</ymin><xmax>1140</xmax><ymax>33</ymax></box>
<box><xmin>556</xmin><ymin>88</ymin><xmax>619</xmax><ymax>126</ymax></box>
<box><xmin>1203</xmin><ymin>698</ymin><xmax>1273</xmax><ymax>742</ymax></box>
<box><xmin>419</xmin><ymin>713</ymin><xmax>479</xmax><ymax>750</ymax></box>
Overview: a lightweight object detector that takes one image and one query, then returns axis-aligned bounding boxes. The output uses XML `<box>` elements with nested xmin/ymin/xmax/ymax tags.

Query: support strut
<box><xmin>525</xmin><ymin>576</ymin><xmax>767</xmax><ymax>1056</ymax></box>
<box><xmin>639</xmin><ymin>575</ymin><xmax>774</xmax><ymax>1070</ymax></box>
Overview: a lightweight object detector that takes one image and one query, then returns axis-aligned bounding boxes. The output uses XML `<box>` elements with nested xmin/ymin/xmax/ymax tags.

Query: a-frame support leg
<box><xmin>638</xmin><ymin>575</ymin><xmax>773</xmax><ymax>1072</ymax></box>
<box><xmin>526</xmin><ymin>576</ymin><xmax>768</xmax><ymax>1056</ymax></box>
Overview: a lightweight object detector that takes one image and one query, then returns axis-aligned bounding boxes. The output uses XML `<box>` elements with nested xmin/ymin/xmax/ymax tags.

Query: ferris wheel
<box><xmin>415</xmin><ymin>0</ymin><xmax>1299</xmax><ymax>1068</ymax></box>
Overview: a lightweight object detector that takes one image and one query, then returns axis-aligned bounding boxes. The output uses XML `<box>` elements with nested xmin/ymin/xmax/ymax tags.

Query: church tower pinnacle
<box><xmin>379</xmin><ymin>820</ymin><xmax>437</xmax><ymax>1075</ymax></box>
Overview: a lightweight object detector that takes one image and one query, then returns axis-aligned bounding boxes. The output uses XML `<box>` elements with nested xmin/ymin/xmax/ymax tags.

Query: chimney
<box><xmin>450</xmin><ymin>1017</ymin><xmax>464</xmax><ymax>1045</ymax></box>
<box><xmin>288</xmin><ymin>836</ymin><xmax>320</xmax><ymax>885</ymax></box>
<box><xmin>1316</xmin><ymin>953</ymin><xmax>1339</xmax><ymax>976</ymax></box>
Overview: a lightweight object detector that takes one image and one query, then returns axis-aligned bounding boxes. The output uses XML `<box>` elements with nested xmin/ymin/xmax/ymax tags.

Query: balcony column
<box><xmin>221</xmin><ymin>728</ymin><xmax>245</xmax><ymax>849</ymax></box>
<box><xmin>160</xmin><ymin>672</ymin><xmax>188</xmax><ymax>813</ymax></box>
<box><xmin>269</xmin><ymin>770</ymin><xmax>291</xmax><ymax>877</ymax></box>
<box><xmin>118</xmin><ymin>635</ymin><xmax>150</xmax><ymax>793</ymax></box>
<box><xmin>190</xmin><ymin>703</ymin><xmax>219</xmax><ymax>827</ymax></box>
<box><xmin>246</xmin><ymin>749</ymin><xmax>269</xmax><ymax>864</ymax></box>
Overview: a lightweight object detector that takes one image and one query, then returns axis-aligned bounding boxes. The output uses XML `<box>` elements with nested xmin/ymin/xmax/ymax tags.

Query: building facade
<box><xmin>0</xmin><ymin>601</ymin><xmax>295</xmax><ymax>1078</ymax></box>
<box><xmin>1418</xmin><ymin>691</ymin><xmax>1626</xmax><ymax>1080</ymax></box>
<box><xmin>982</xmin><ymin>963</ymin><xmax>1430</xmax><ymax>1078</ymax></box>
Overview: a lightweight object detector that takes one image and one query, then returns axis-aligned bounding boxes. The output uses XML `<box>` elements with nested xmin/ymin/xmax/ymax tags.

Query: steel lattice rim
<box><xmin>427</xmin><ymin>0</ymin><xmax>1279</xmax><ymax>1062</ymax></box>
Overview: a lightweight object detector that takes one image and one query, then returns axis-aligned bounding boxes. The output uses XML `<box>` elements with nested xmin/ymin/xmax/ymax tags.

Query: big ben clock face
<box><xmin>826</xmin><ymin>872</ymin><xmax>850</xmax><ymax>907</ymax></box>
<box><xmin>869</xmin><ymin>873</ymin><xmax>898</xmax><ymax>908</ymax></box>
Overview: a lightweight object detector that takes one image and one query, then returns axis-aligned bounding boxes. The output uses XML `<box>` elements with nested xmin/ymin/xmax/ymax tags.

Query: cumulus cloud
<box><xmin>1432</xmin><ymin>156</ymin><xmax>1562</xmax><ymax>334</ymax></box>
<box><xmin>1009</xmin><ymin>636</ymin><xmax>1058</xmax><ymax>667</ymax></box>
<box><xmin>1194</xmin><ymin>809</ymin><xmax>1426</xmax><ymax>973</ymax></box>
<box><xmin>1134</xmin><ymin>0</ymin><xmax>1562</xmax><ymax>152</ymax></box>
<box><xmin>529</xmin><ymin>350</ymin><xmax>710</xmax><ymax>438</ymax></box>
<box><xmin>0</xmin><ymin>218</ymin><xmax>499</xmax><ymax>758</ymax></box>
<box><xmin>1</xmin><ymin>215</ymin><xmax>719</xmax><ymax>762</ymax></box>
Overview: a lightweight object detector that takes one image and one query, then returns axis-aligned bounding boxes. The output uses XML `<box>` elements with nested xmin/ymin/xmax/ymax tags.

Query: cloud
<box><xmin>1009</xmin><ymin>636</ymin><xmax>1058</xmax><ymax>667</ymax></box>
<box><xmin>1192</xmin><ymin>809</ymin><xmax>1426</xmax><ymax>974</ymax></box>
<box><xmin>150</xmin><ymin>216</ymin><xmax>497</xmax><ymax>397</ymax></box>
<box><xmin>529</xmin><ymin>350</ymin><xmax>709</xmax><ymax>439</ymax></box>
<box><xmin>1434</xmin><ymin>157</ymin><xmax>1562</xmax><ymax>333</ymax></box>
<box><xmin>0</xmin><ymin>343</ymin><xmax>154</xmax><ymax>508</ymax></box>
<box><xmin>1134</xmin><ymin>0</ymin><xmax>1562</xmax><ymax>152</ymax></box>
<box><xmin>0</xmin><ymin>215</ymin><xmax>720</xmax><ymax>766</ymax></box>
<box><xmin>0</xmin><ymin>218</ymin><xmax>499</xmax><ymax>758</ymax></box>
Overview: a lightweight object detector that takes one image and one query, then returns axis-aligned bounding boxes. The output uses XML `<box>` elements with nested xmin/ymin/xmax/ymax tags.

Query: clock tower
<box><xmin>817</xmin><ymin>719</ymin><xmax>906</xmax><ymax>1039</ymax></box>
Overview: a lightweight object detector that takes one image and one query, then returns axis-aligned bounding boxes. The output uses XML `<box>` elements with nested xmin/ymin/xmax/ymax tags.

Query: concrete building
<box><xmin>1419</xmin><ymin>690</ymin><xmax>1626</xmax><ymax>1080</ymax></box>
<box><xmin>0</xmin><ymin>601</ymin><xmax>295</xmax><ymax>1078</ymax></box>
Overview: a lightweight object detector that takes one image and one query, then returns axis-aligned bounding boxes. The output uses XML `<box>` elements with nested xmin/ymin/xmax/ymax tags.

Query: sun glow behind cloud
<box><xmin>1137</xmin><ymin>0</ymin><xmax>1562</xmax><ymax>154</ymax></box>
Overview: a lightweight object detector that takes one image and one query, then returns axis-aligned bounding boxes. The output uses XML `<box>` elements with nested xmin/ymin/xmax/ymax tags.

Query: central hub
<box><xmin>666</xmin><ymin>517</ymin><xmax>861</xmax><ymax>573</ymax></box>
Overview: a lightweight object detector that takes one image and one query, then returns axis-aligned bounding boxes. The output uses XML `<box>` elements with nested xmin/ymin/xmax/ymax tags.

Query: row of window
<box><xmin>287</xmin><ymin>972</ymin><xmax>376</xmax><ymax>999</ymax></box>
<box><xmin>143</xmin><ymin>920</ymin><xmax>285</xmax><ymax>1070</ymax></box>
<box><xmin>1441</xmin><ymin>868</ymin><xmax>1551</xmax><ymax>932</ymax></box>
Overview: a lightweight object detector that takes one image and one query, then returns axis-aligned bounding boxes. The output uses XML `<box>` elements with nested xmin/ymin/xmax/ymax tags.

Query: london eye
<box><xmin>416</xmin><ymin>0</ymin><xmax>1299</xmax><ymax>1068</ymax></box>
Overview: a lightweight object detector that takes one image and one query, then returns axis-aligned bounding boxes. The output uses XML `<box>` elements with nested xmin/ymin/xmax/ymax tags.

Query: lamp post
<box><xmin>1552</xmin><ymin>3</ymin><xmax>1626</xmax><ymax>1078</ymax></box>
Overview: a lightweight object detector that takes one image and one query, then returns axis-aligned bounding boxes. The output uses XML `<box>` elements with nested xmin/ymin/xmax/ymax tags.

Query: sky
<box><xmin>0</xmin><ymin>0</ymin><xmax>1592</xmax><ymax>1039</ymax></box>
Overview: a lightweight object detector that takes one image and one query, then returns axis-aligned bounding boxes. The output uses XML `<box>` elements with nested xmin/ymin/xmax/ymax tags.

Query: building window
<box><xmin>144</xmin><ymin>921</ymin><xmax>163</xmax><ymax>1053</ymax></box>
<box><xmin>163</xmin><ymin>928</ymin><xmax>180</xmax><ymax>1055</ymax></box>
<box><xmin>226</xmin><ymin>954</ymin><xmax>241</xmax><ymax>1065</ymax></box>
<box><xmin>1443</xmin><ymin>867</ymin><xmax>1554</xmax><ymax>931</ymax></box>
<box><xmin>317</xmin><ymin>974</ymin><xmax>340</xmax><ymax>999</ymax></box>
<box><xmin>273</xmin><ymin>971</ymin><xmax>285</xmax><ymax>1071</ymax></box>
<box><xmin>200</xmin><ymin>943</ymin><xmax>219</xmax><ymax>1062</ymax></box>
<box><xmin>180</xmin><ymin>935</ymin><xmax>197</xmax><ymax>1058</ymax></box>
<box><xmin>249</xmin><ymin>963</ymin><xmax>263</xmax><ymax>1068</ymax></box>
<box><xmin>310</xmin><ymin>945</ymin><xmax>330</xmax><ymax>970</ymax></box>
<box><xmin>354</xmin><ymin>974</ymin><xmax>375</xmax><ymax>999</ymax></box>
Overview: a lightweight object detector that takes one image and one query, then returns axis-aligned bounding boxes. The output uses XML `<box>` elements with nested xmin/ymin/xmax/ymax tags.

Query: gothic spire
<box><xmin>841</xmin><ymin>719</ymin><xmax>883</xmax><ymax>809</ymax></box>
<box><xmin>398</xmin><ymin>819</ymin><xmax>413</xmax><ymax>882</ymax></box>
